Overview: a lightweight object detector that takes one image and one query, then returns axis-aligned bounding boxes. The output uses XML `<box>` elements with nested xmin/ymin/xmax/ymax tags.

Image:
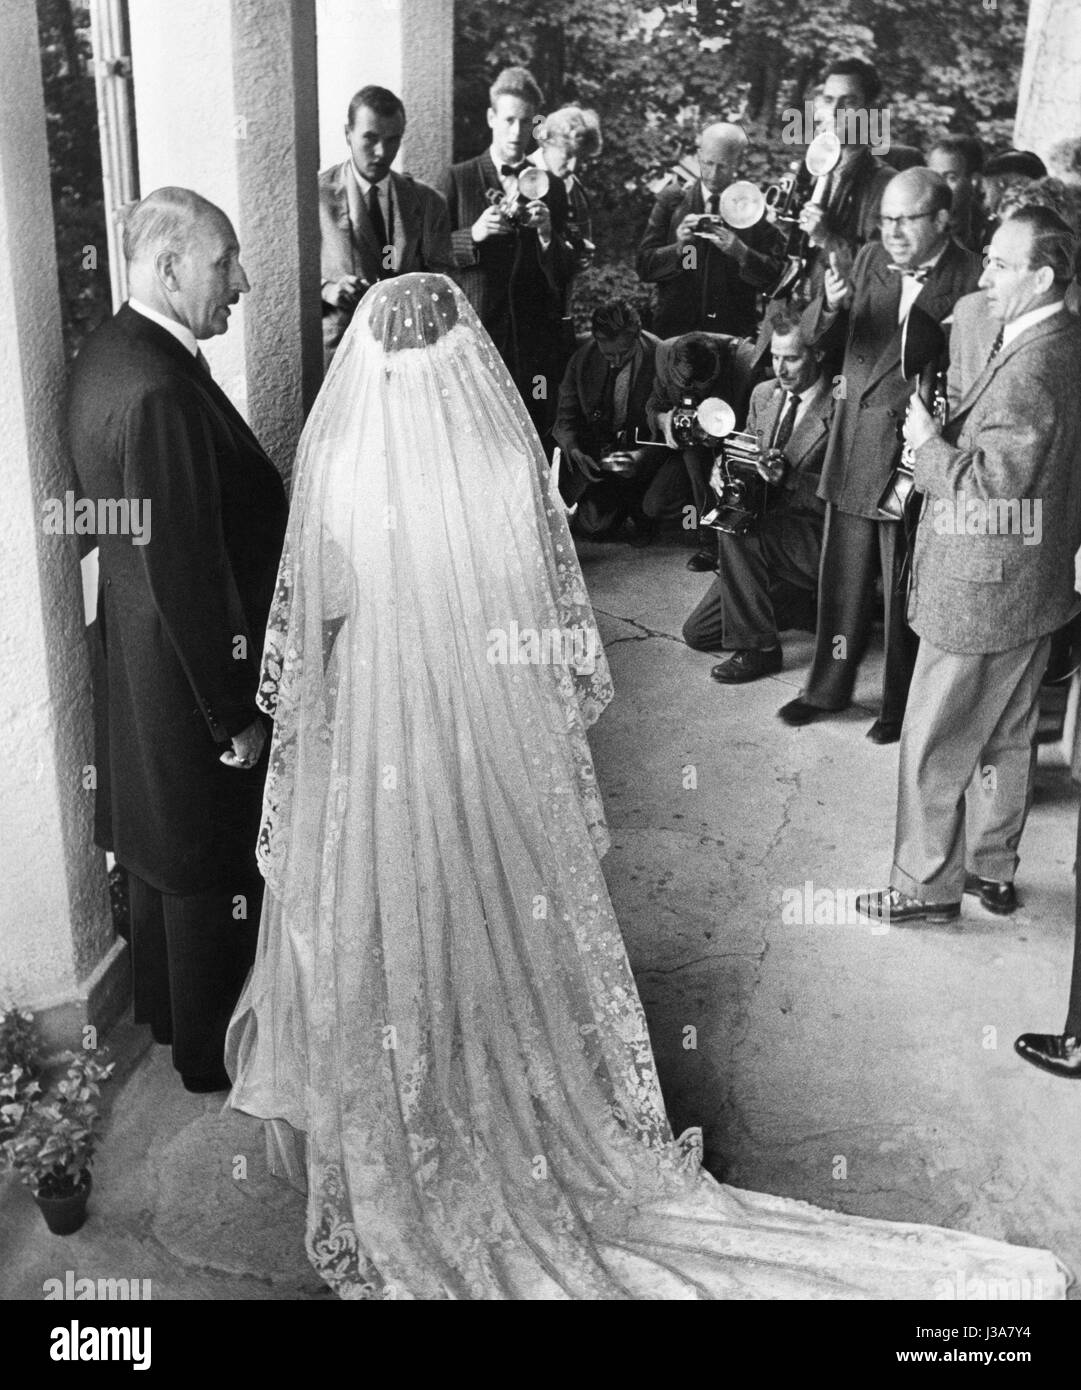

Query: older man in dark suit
<box><xmin>636</xmin><ymin>123</ymin><xmax>786</xmax><ymax>342</ymax></box>
<box><xmin>857</xmin><ymin>206</ymin><xmax>1081</xmax><ymax>927</ymax></box>
<box><xmin>683</xmin><ymin>310</ymin><xmax>833</xmax><ymax>679</ymax></box>
<box><xmin>438</xmin><ymin>66</ymin><xmax>576</xmax><ymax>443</ymax></box>
<box><xmin>554</xmin><ymin>300</ymin><xmax>667</xmax><ymax>542</ymax></box>
<box><xmin>319</xmin><ymin>85</ymin><xmax>454</xmax><ymax>367</ymax></box>
<box><xmin>779</xmin><ymin>168</ymin><xmax>982</xmax><ymax>741</ymax></box>
<box><xmin>68</xmin><ymin>188</ymin><xmax>288</xmax><ymax>1092</ymax></box>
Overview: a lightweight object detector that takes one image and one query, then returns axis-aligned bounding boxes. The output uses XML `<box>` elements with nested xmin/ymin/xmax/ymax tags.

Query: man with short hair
<box><xmin>928</xmin><ymin>135</ymin><xmax>989</xmax><ymax>255</ymax></box>
<box><xmin>857</xmin><ymin>206</ymin><xmax>1081</xmax><ymax>927</ymax></box>
<box><xmin>780</xmin><ymin>168</ymin><xmax>981</xmax><ymax>741</ymax></box>
<box><xmin>319</xmin><ymin>84</ymin><xmax>454</xmax><ymax>366</ymax></box>
<box><xmin>683</xmin><ymin>311</ymin><xmax>833</xmax><ymax>679</ymax></box>
<box><xmin>438</xmin><ymin>66</ymin><xmax>576</xmax><ymax>443</ymax></box>
<box><xmin>637</xmin><ymin>122</ymin><xmax>786</xmax><ymax>342</ymax></box>
<box><xmin>554</xmin><ymin>300</ymin><xmax>665</xmax><ymax>542</ymax></box>
<box><xmin>797</xmin><ymin>58</ymin><xmax>894</xmax><ymax>286</ymax></box>
<box><xmin>68</xmin><ymin>188</ymin><xmax>288</xmax><ymax>1092</ymax></box>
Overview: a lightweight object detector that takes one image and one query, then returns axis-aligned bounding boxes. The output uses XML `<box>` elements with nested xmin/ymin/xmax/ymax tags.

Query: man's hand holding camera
<box><xmin>521</xmin><ymin>198</ymin><xmax>552</xmax><ymax>247</ymax></box>
<box><xmin>472</xmin><ymin>205</ymin><xmax>513</xmax><ymax>242</ymax></box>
<box><xmin>902</xmin><ymin>392</ymin><xmax>940</xmax><ymax>451</ymax></box>
<box><xmin>824</xmin><ymin>251</ymin><xmax>854</xmax><ymax>312</ymax></box>
<box><xmin>322</xmin><ymin>274</ymin><xmax>368</xmax><ymax>311</ymax></box>
<box><xmin>756</xmin><ymin>446</ymin><xmax>788</xmax><ymax>486</ymax></box>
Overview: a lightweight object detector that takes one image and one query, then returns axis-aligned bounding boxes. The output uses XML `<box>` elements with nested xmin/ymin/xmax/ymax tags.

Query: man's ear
<box><xmin>344</xmin><ymin>122</ymin><xmax>351</xmax><ymax>145</ymax></box>
<box><xmin>486</xmin><ymin>107</ymin><xmax>496</xmax><ymax>133</ymax></box>
<box><xmin>1034</xmin><ymin>263</ymin><xmax>1055</xmax><ymax>295</ymax></box>
<box><xmin>934</xmin><ymin>208</ymin><xmax>952</xmax><ymax>237</ymax></box>
<box><xmin>155</xmin><ymin>248</ymin><xmax>180</xmax><ymax>293</ymax></box>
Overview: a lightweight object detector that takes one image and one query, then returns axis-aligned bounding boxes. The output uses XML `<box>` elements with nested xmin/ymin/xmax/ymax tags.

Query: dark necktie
<box><xmin>707</xmin><ymin>193</ymin><xmax>720</xmax><ymax>216</ymax></box>
<box><xmin>986</xmin><ymin>326</ymin><xmax>1005</xmax><ymax>365</ymax></box>
<box><xmin>368</xmin><ymin>184</ymin><xmax>391</xmax><ymax>273</ymax></box>
<box><xmin>771</xmin><ymin>390</ymin><xmax>800</xmax><ymax>453</ymax></box>
<box><xmin>598</xmin><ymin>362</ymin><xmax>618</xmax><ymax>430</ymax></box>
<box><xmin>195</xmin><ymin>348</ymin><xmax>211</xmax><ymax>377</ymax></box>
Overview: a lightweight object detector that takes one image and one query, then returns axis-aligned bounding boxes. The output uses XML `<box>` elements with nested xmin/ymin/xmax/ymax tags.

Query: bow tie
<box><xmin>500</xmin><ymin>162</ymin><xmax>529</xmax><ymax>178</ymax></box>
<box><xmin>888</xmin><ymin>264</ymin><xmax>931</xmax><ymax>282</ymax></box>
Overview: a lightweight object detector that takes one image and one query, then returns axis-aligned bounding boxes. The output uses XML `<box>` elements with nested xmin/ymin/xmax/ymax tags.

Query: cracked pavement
<box><xmin>2</xmin><ymin>536</ymin><xmax>1078</xmax><ymax>1297</ymax></box>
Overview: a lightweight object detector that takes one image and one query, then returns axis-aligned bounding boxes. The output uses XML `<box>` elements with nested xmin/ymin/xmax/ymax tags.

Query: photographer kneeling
<box><xmin>682</xmin><ymin>311</ymin><xmax>833</xmax><ymax>682</ymax></box>
<box><xmin>555</xmin><ymin>300</ymin><xmax>669</xmax><ymax>544</ymax></box>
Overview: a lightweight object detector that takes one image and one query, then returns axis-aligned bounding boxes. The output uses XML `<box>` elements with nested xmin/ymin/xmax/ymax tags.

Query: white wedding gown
<box><xmin>226</xmin><ymin>274</ymin><xmax>1067</xmax><ymax>1300</ymax></box>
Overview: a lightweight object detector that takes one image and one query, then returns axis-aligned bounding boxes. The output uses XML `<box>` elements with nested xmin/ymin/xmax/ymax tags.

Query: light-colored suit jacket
<box><xmin>746</xmin><ymin>376</ymin><xmax>833</xmax><ymax>520</ymax></box>
<box><xmin>319</xmin><ymin>162</ymin><xmax>455</xmax><ymax>357</ymax></box>
<box><xmin>909</xmin><ymin>307</ymin><xmax>1081</xmax><ymax>653</ymax></box>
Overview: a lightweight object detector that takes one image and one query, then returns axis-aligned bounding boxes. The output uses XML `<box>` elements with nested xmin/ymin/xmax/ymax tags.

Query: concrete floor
<box><xmin>3</xmin><ymin>536</ymin><xmax>1079</xmax><ymax>1299</ymax></box>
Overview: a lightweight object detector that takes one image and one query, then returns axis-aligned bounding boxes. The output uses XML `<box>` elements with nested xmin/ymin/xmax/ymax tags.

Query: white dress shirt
<box><xmin>128</xmin><ymin>297</ymin><xmax>198</xmax><ymax>356</ymax></box>
<box><xmin>896</xmin><ymin>244</ymin><xmax>948</xmax><ymax>324</ymax></box>
<box><xmin>1002</xmin><ymin>299</ymin><xmax>1065</xmax><ymax>350</ymax></box>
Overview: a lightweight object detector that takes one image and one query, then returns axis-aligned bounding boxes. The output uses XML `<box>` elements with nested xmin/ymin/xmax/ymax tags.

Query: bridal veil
<box><xmin>226</xmin><ymin>273</ymin><xmax>1066</xmax><ymax>1300</ymax></box>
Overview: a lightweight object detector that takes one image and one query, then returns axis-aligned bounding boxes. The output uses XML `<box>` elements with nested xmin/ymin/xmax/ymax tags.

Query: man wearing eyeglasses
<box><xmin>779</xmin><ymin>168</ymin><xmax>981</xmax><ymax>740</ymax></box>
<box><xmin>855</xmin><ymin>206</ymin><xmax>1081</xmax><ymax>943</ymax></box>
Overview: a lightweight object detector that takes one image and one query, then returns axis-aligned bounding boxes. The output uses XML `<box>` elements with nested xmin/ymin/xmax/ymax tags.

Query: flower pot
<box><xmin>34</xmin><ymin>1172</ymin><xmax>91</xmax><ymax>1236</ymax></box>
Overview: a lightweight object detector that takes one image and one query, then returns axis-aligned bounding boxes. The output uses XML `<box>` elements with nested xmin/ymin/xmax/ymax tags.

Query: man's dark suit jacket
<box><xmin>68</xmin><ymin>305</ymin><xmax>288</xmax><ymax>894</ymax></box>
<box><xmin>437</xmin><ymin>151</ymin><xmax>576</xmax><ymax>385</ymax></box>
<box><xmin>803</xmin><ymin>238</ymin><xmax>982</xmax><ymax>518</ymax></box>
<box><xmin>553</xmin><ymin>332</ymin><xmax>660</xmax><ymax>504</ymax></box>
<box><xmin>319</xmin><ymin>162</ymin><xmax>455</xmax><ymax>359</ymax></box>
<box><xmin>910</xmin><ymin>308</ymin><xmax>1081</xmax><ymax>654</ymax></box>
<box><xmin>636</xmin><ymin>181</ymin><xmax>786</xmax><ymax>339</ymax></box>
<box><xmin>745</xmin><ymin>376</ymin><xmax>833</xmax><ymax>521</ymax></box>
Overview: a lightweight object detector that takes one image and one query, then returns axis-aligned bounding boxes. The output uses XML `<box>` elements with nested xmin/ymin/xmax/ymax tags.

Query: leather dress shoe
<box><xmin>181</xmin><ymin>1068</ymin><xmax>232</xmax><ymax>1094</ymax></box>
<box><xmin>855</xmin><ymin>887</ymin><xmax>961</xmax><ymax>925</ymax></box>
<box><xmin>866</xmin><ymin>719</ymin><xmax>901</xmax><ymax>745</ymax></box>
<box><xmin>777</xmin><ymin>697</ymin><xmax>832</xmax><ymax>727</ymax></box>
<box><xmin>686</xmin><ymin>549</ymin><xmax>716</xmax><ymax>572</ymax></box>
<box><xmin>1014</xmin><ymin>1032</ymin><xmax>1081</xmax><ymax>1078</ymax></box>
<box><xmin>963</xmin><ymin>874</ymin><xmax>1017</xmax><ymax>915</ymax></box>
<box><xmin>710</xmin><ymin>647</ymin><xmax>782</xmax><ymax>684</ymax></box>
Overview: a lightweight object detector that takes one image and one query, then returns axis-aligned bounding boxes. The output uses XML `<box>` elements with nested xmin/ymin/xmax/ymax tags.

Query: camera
<box><xmin>486</xmin><ymin>166</ymin><xmax>551</xmax><ymax>227</ymax></box>
<box><xmin>701</xmin><ymin>432</ymin><xmax>776</xmax><ymax>536</ymax></box>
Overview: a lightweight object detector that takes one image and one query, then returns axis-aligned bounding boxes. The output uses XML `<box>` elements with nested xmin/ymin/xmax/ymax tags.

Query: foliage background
<box><xmin>38</xmin><ymin>0</ymin><xmax>1028</xmax><ymax>352</ymax></box>
<box><xmin>453</xmin><ymin>0</ymin><xmax>1028</xmax><ymax>323</ymax></box>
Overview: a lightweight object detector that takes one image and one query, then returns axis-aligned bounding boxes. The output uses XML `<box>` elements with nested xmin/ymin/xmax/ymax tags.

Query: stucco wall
<box><xmin>1015</xmin><ymin>0</ymin><xmax>1081</xmax><ymax>165</ymax></box>
<box><xmin>0</xmin><ymin>0</ymin><xmax>113</xmax><ymax>1011</ymax></box>
<box><xmin>316</xmin><ymin>0</ymin><xmax>453</xmax><ymax>187</ymax></box>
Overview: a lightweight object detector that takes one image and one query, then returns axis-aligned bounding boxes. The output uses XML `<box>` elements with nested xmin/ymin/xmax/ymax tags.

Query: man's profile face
<box><xmin>171</xmin><ymin>214</ymin><xmax>250</xmax><ymax>339</ymax></box>
<box><xmin>594</xmin><ymin>330</ymin><xmax>638</xmax><ymax>368</ymax></box>
<box><xmin>927</xmin><ymin>149</ymin><xmax>973</xmax><ymax>214</ymax></box>
<box><xmin>346</xmin><ymin>105</ymin><xmax>405</xmax><ymax>183</ymax></box>
<box><xmin>815</xmin><ymin>74</ymin><xmax>867</xmax><ymax>145</ymax></box>
<box><xmin>770</xmin><ymin>330</ymin><xmax>819</xmax><ymax>394</ymax></box>
<box><xmin>488</xmin><ymin>94</ymin><xmax>536</xmax><ymax>166</ymax></box>
<box><xmin>978</xmin><ymin>218</ymin><xmax>1049</xmax><ymax>323</ymax></box>
<box><xmin>879</xmin><ymin>180</ymin><xmax>950</xmax><ymax>267</ymax></box>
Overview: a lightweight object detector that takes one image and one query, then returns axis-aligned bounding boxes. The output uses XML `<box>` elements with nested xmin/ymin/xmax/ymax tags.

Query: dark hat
<box><xmin>984</xmin><ymin>150</ymin><xmax>1047</xmax><ymax>180</ymax></box>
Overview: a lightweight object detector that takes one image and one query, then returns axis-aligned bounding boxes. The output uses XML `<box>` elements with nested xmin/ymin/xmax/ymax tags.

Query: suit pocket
<box><xmin>942</xmin><ymin>549</ymin><xmax>1004</xmax><ymax>583</ymax></box>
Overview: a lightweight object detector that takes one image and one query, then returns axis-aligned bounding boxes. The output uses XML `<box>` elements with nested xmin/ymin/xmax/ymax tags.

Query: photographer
<box><xmin>636</xmin><ymin>123</ymin><xmax>786</xmax><ymax>341</ymax></box>
<box><xmin>554</xmin><ymin>301</ymin><xmax>666</xmax><ymax>543</ymax></box>
<box><xmin>682</xmin><ymin>312</ymin><xmax>833</xmax><ymax>680</ymax></box>
<box><xmin>646</xmin><ymin>330</ymin><xmax>761</xmax><ymax>569</ymax></box>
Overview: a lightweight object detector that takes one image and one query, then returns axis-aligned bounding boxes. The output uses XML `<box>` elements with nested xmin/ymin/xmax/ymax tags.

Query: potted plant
<box><xmin>1</xmin><ymin>1048</ymin><xmax>114</xmax><ymax>1235</ymax></box>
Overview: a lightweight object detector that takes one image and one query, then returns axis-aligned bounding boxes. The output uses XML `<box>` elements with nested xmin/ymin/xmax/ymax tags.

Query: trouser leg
<box><xmin>878</xmin><ymin>519</ymin><xmax>919</xmax><ymax>725</ymax></box>
<box><xmin>1065</xmin><ymin>804</ymin><xmax>1081</xmax><ymax>1036</ymax></box>
<box><xmin>714</xmin><ymin>530</ymin><xmax>779</xmax><ymax>650</ymax></box>
<box><xmin>891</xmin><ymin>636</ymin><xmax>1049</xmax><ymax>901</ymax></box>
<box><xmin>159</xmin><ymin>875</ymin><xmax>262</xmax><ymax>1078</ymax></box>
<box><xmin>801</xmin><ymin>505</ymin><xmax>877</xmax><ymax>710</ymax></box>
<box><xmin>127</xmin><ymin>871</ymin><xmax>173</xmax><ymax>1046</ymax></box>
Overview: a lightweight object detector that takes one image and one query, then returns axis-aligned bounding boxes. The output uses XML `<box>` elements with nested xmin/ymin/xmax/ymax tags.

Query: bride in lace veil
<box><xmin>226</xmin><ymin>272</ymin><xmax>1066</xmax><ymax>1300</ymax></box>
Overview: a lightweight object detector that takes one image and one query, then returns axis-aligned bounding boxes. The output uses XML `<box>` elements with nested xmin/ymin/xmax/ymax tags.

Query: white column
<box><xmin>1015</xmin><ymin>0</ymin><xmax>1081</xmax><ymax>164</ymax></box>
<box><xmin>127</xmin><ymin>0</ymin><xmax>323</xmax><ymax>472</ymax></box>
<box><xmin>316</xmin><ymin>0</ymin><xmax>453</xmax><ymax>186</ymax></box>
<box><xmin>0</xmin><ymin>0</ymin><xmax>122</xmax><ymax>1047</ymax></box>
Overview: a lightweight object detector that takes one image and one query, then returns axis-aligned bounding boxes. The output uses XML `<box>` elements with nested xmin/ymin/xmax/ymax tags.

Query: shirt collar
<box><xmin>350</xmin><ymin>160</ymin><xmax>391</xmax><ymax>198</ymax></box>
<box><xmin>128</xmin><ymin>298</ymin><xmax>198</xmax><ymax>357</ymax></box>
<box><xmin>1002</xmin><ymin>300</ymin><xmax>1065</xmax><ymax>349</ymax></box>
